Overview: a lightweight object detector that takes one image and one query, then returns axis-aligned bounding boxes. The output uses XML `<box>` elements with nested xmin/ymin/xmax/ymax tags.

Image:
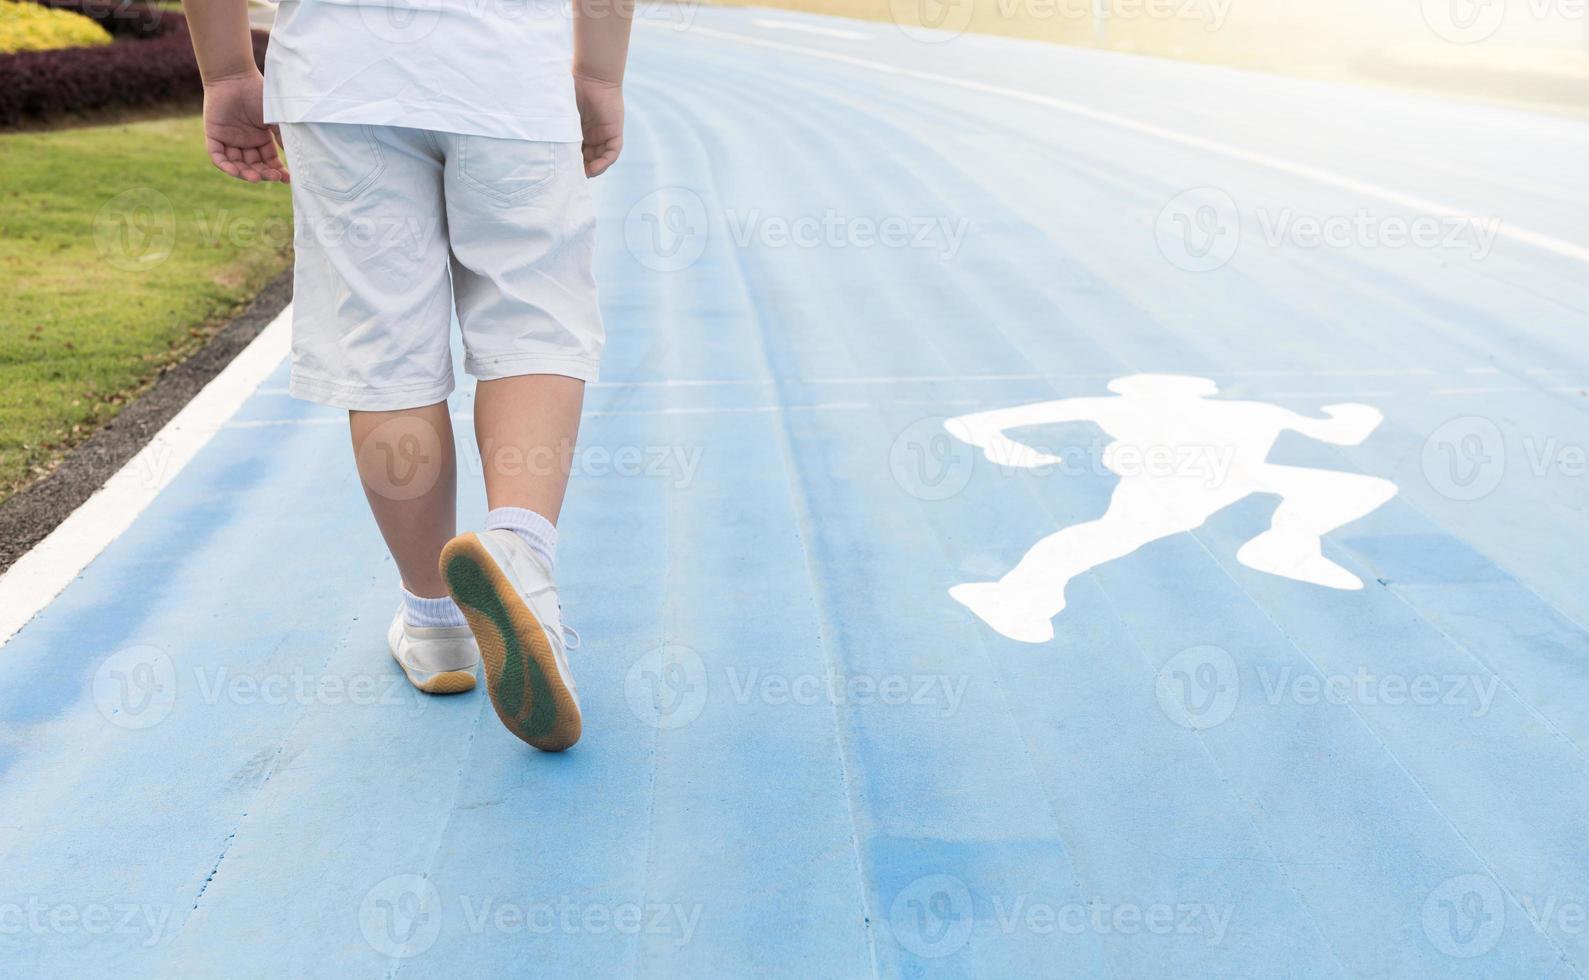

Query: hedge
<box><xmin>0</xmin><ymin>0</ymin><xmax>114</xmax><ymax>53</ymax></box>
<box><xmin>0</xmin><ymin>1</ymin><xmax>268</xmax><ymax>127</ymax></box>
<box><xmin>32</xmin><ymin>0</ymin><xmax>183</xmax><ymax>39</ymax></box>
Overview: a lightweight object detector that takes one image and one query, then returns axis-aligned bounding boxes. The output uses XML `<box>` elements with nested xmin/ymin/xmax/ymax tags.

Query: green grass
<box><xmin>0</xmin><ymin>115</ymin><xmax>292</xmax><ymax>500</ymax></box>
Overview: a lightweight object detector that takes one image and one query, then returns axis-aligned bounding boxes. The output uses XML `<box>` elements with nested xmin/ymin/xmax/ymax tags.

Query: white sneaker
<box><xmin>386</xmin><ymin>608</ymin><xmax>479</xmax><ymax>694</ymax></box>
<box><xmin>440</xmin><ymin>530</ymin><xmax>582</xmax><ymax>751</ymax></box>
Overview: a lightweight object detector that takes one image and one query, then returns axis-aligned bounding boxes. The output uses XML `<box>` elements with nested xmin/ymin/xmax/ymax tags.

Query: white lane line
<box><xmin>262</xmin><ymin>366</ymin><xmax>1575</xmax><ymax>395</ymax></box>
<box><xmin>1428</xmin><ymin>385</ymin><xmax>1585</xmax><ymax>395</ymax></box>
<box><xmin>0</xmin><ymin>306</ymin><xmax>292</xmax><ymax>650</ymax></box>
<box><xmin>750</xmin><ymin>17</ymin><xmax>872</xmax><ymax>40</ymax></box>
<box><xmin>675</xmin><ymin>25</ymin><xmax>1589</xmax><ymax>268</ymax></box>
<box><xmin>226</xmin><ymin>403</ymin><xmax>881</xmax><ymax>428</ymax></box>
<box><xmin>586</xmin><ymin>402</ymin><xmax>874</xmax><ymax>417</ymax></box>
<box><xmin>593</xmin><ymin>367</ymin><xmax>1555</xmax><ymax>387</ymax></box>
<box><xmin>591</xmin><ymin>372</ymin><xmax>1048</xmax><ymax>388</ymax></box>
<box><xmin>222</xmin><ymin>382</ymin><xmax>1585</xmax><ymax>431</ymax></box>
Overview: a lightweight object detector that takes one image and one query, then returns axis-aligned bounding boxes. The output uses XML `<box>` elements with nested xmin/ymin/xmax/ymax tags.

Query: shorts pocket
<box><xmin>459</xmin><ymin>136</ymin><xmax>557</xmax><ymax>204</ymax></box>
<box><xmin>288</xmin><ymin>124</ymin><xmax>387</xmax><ymax>202</ymax></box>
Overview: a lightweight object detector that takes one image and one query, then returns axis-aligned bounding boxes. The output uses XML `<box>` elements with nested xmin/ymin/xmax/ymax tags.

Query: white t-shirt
<box><xmin>263</xmin><ymin>0</ymin><xmax>582</xmax><ymax>142</ymax></box>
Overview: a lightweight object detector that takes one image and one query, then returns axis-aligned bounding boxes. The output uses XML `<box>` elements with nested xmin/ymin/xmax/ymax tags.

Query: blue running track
<box><xmin>2</xmin><ymin>9</ymin><xmax>1588</xmax><ymax>976</ymax></box>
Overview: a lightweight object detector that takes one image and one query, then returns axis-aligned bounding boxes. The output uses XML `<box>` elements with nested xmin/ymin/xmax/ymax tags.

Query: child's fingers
<box><xmin>209</xmin><ymin>148</ymin><xmax>241</xmax><ymax>179</ymax></box>
<box><xmin>206</xmin><ymin>137</ymin><xmax>241</xmax><ymax>178</ymax></box>
<box><xmin>227</xmin><ymin>147</ymin><xmax>260</xmax><ymax>182</ymax></box>
<box><xmin>260</xmin><ymin>144</ymin><xmax>291</xmax><ymax>183</ymax></box>
<box><xmin>238</xmin><ymin>147</ymin><xmax>280</xmax><ymax>183</ymax></box>
<box><xmin>205</xmin><ymin>133</ymin><xmax>291</xmax><ymax>183</ymax></box>
<box><xmin>584</xmin><ymin>140</ymin><xmax>620</xmax><ymax>178</ymax></box>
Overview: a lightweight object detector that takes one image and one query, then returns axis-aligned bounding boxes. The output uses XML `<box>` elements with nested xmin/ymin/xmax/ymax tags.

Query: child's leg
<box><xmin>435</xmin><ymin>137</ymin><xmax>602</xmax><ymax>748</ymax></box>
<box><xmin>350</xmin><ymin>401</ymin><xmax>458</xmax><ymax>598</ymax></box>
<box><xmin>279</xmin><ymin>123</ymin><xmax>458</xmax><ymax>597</ymax></box>
<box><xmin>440</xmin><ymin>134</ymin><xmax>604</xmax><ymax>536</ymax></box>
<box><xmin>473</xmin><ymin>375</ymin><xmax>584</xmax><ymax>522</ymax></box>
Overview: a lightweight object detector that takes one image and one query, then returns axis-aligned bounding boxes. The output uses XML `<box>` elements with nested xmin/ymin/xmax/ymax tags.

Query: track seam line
<box><xmin>617</xmin><ymin>102</ymin><xmax>671</xmax><ymax>980</ymax></box>
<box><xmin>664</xmin><ymin>87</ymin><xmax>887</xmax><ymax>977</ymax></box>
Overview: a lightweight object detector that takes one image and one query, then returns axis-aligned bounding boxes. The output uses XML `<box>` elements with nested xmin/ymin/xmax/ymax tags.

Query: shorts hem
<box><xmin>289</xmin><ymin>372</ymin><xmax>456</xmax><ymax>411</ymax></box>
<box><xmin>466</xmin><ymin>352</ymin><xmax>600</xmax><ymax>383</ymax></box>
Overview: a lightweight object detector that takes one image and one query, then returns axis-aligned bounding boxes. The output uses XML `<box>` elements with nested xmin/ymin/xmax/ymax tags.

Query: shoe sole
<box><xmin>440</xmin><ymin>533</ymin><xmax>581</xmax><ymax>751</ymax></box>
<box><xmin>390</xmin><ymin>654</ymin><xmax>477</xmax><ymax>696</ymax></box>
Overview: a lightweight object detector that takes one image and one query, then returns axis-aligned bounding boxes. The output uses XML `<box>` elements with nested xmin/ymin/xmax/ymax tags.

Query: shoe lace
<box><xmin>528</xmin><ymin>584</ymin><xmax>581</xmax><ymax>651</ymax></box>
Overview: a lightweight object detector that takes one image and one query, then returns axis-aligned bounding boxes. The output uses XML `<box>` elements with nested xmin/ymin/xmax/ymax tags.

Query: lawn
<box><xmin>0</xmin><ymin>114</ymin><xmax>291</xmax><ymax>501</ymax></box>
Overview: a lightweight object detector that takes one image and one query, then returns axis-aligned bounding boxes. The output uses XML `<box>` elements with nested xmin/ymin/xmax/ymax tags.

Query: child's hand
<box><xmin>574</xmin><ymin>74</ymin><xmax>624</xmax><ymax>178</ymax></box>
<box><xmin>202</xmin><ymin>72</ymin><xmax>289</xmax><ymax>184</ymax></box>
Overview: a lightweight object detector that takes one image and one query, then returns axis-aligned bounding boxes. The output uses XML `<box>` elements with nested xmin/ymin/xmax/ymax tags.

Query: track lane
<box><xmin>0</xmin><ymin>8</ymin><xmax>1586</xmax><ymax>977</ymax></box>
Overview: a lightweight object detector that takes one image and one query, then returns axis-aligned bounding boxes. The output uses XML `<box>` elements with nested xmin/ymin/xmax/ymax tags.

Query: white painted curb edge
<box><xmin>0</xmin><ymin>305</ymin><xmax>293</xmax><ymax>650</ymax></box>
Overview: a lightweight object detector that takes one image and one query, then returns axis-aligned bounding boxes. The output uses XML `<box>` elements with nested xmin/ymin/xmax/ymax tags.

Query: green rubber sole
<box><xmin>441</xmin><ymin>539</ymin><xmax>578</xmax><ymax>750</ymax></box>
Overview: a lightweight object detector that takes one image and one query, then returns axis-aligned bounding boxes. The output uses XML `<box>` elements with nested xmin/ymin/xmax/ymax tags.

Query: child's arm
<box><xmin>572</xmin><ymin>0</ymin><xmax>634</xmax><ymax>177</ymax></box>
<box><xmin>180</xmin><ymin>0</ymin><xmax>288</xmax><ymax>183</ymax></box>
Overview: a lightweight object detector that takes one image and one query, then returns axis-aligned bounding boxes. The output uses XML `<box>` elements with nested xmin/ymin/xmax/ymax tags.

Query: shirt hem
<box><xmin>265</xmin><ymin>97</ymin><xmax>583</xmax><ymax>143</ymax></box>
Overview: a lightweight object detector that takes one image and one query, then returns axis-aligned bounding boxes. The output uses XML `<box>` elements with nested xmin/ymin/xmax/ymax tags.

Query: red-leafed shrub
<box><xmin>0</xmin><ymin>1</ymin><xmax>267</xmax><ymax>128</ymax></box>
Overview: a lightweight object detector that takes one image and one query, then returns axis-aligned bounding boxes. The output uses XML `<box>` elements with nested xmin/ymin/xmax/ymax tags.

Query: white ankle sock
<box><xmin>402</xmin><ymin>587</ymin><xmax>467</xmax><ymax>628</ymax></box>
<box><xmin>485</xmin><ymin>506</ymin><xmax>557</xmax><ymax>570</ymax></box>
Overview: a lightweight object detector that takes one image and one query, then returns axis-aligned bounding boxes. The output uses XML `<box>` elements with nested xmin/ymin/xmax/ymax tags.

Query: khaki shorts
<box><xmin>279</xmin><ymin>122</ymin><xmax>603</xmax><ymax>411</ymax></box>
